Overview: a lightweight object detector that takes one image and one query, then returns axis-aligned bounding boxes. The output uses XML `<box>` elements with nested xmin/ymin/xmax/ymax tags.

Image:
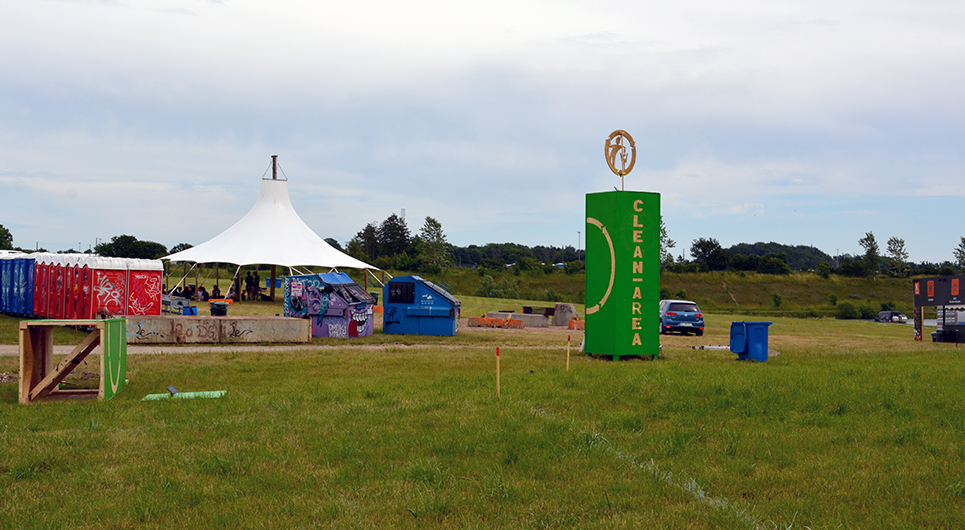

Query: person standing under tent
<box><xmin>244</xmin><ymin>272</ymin><xmax>254</xmax><ymax>300</ymax></box>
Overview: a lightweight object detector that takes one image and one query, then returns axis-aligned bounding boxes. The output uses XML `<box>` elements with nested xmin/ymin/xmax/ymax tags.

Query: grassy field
<box><xmin>2</xmin><ymin>310</ymin><xmax>964</xmax><ymax>528</ymax></box>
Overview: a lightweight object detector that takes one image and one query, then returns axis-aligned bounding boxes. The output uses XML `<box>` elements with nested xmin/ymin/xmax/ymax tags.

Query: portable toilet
<box><xmin>382</xmin><ymin>275</ymin><xmax>461</xmax><ymax>336</ymax></box>
<box><xmin>13</xmin><ymin>253</ymin><xmax>36</xmax><ymax>316</ymax></box>
<box><xmin>0</xmin><ymin>251</ymin><xmax>24</xmax><ymax>314</ymax></box>
<box><xmin>30</xmin><ymin>253</ymin><xmax>48</xmax><ymax>317</ymax></box>
<box><xmin>91</xmin><ymin>257</ymin><xmax>128</xmax><ymax>316</ymax></box>
<box><xmin>126</xmin><ymin>258</ymin><xmax>163</xmax><ymax>316</ymax></box>
<box><xmin>284</xmin><ymin>272</ymin><xmax>375</xmax><ymax>338</ymax></box>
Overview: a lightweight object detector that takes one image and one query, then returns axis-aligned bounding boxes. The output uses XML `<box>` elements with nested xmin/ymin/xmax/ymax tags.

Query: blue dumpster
<box><xmin>383</xmin><ymin>275</ymin><xmax>461</xmax><ymax>336</ymax></box>
<box><xmin>730</xmin><ymin>321</ymin><xmax>772</xmax><ymax>362</ymax></box>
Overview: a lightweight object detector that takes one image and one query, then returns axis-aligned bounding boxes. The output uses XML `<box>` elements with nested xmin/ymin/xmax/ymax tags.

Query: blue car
<box><xmin>659</xmin><ymin>299</ymin><xmax>704</xmax><ymax>336</ymax></box>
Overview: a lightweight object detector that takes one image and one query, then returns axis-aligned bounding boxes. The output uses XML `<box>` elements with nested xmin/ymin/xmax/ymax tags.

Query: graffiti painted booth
<box><xmin>284</xmin><ymin>272</ymin><xmax>375</xmax><ymax>338</ymax></box>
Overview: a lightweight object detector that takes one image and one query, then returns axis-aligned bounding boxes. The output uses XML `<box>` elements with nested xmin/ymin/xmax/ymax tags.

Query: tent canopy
<box><xmin>164</xmin><ymin>177</ymin><xmax>375</xmax><ymax>270</ymax></box>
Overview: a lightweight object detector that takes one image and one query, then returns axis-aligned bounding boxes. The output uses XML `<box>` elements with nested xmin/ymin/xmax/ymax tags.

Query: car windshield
<box><xmin>669</xmin><ymin>303</ymin><xmax>699</xmax><ymax>313</ymax></box>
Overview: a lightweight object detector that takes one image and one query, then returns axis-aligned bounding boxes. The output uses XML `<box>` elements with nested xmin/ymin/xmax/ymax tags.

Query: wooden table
<box><xmin>19</xmin><ymin>319</ymin><xmax>127</xmax><ymax>404</ymax></box>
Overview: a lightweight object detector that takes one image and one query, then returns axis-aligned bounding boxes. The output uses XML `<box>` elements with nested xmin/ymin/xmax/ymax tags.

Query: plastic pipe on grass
<box><xmin>142</xmin><ymin>390</ymin><xmax>227</xmax><ymax>401</ymax></box>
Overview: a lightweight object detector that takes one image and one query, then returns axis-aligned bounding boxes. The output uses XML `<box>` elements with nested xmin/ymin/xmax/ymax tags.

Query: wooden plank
<box><xmin>19</xmin><ymin>323</ymin><xmax>33</xmax><ymax>404</ymax></box>
<box><xmin>27</xmin><ymin>329</ymin><xmax>101</xmax><ymax>402</ymax></box>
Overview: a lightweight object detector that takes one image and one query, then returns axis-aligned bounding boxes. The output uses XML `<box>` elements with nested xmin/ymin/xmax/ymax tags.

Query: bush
<box><xmin>859</xmin><ymin>305</ymin><xmax>876</xmax><ymax>319</ymax></box>
<box><xmin>660</xmin><ymin>287</ymin><xmax>671</xmax><ymax>300</ymax></box>
<box><xmin>829</xmin><ymin>294</ymin><xmax>838</xmax><ymax>306</ymax></box>
<box><xmin>880</xmin><ymin>301</ymin><xmax>896</xmax><ymax>312</ymax></box>
<box><xmin>772</xmin><ymin>293</ymin><xmax>782</xmax><ymax>307</ymax></box>
<box><xmin>564</xmin><ymin>261</ymin><xmax>585</xmax><ymax>274</ymax></box>
<box><xmin>474</xmin><ymin>275</ymin><xmax>520</xmax><ymax>299</ymax></box>
<box><xmin>537</xmin><ymin>289</ymin><xmax>564</xmax><ymax>302</ymax></box>
<box><xmin>675</xmin><ymin>289</ymin><xmax>687</xmax><ymax>299</ymax></box>
<box><xmin>836</xmin><ymin>301</ymin><xmax>858</xmax><ymax>319</ymax></box>
<box><xmin>817</xmin><ymin>261</ymin><xmax>831</xmax><ymax>279</ymax></box>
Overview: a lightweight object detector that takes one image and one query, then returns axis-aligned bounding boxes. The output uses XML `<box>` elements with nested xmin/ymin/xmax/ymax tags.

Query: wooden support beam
<box><xmin>28</xmin><ymin>330</ymin><xmax>100</xmax><ymax>402</ymax></box>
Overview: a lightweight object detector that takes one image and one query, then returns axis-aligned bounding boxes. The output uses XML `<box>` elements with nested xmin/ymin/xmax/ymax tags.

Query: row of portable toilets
<box><xmin>0</xmin><ymin>251</ymin><xmax>163</xmax><ymax>318</ymax></box>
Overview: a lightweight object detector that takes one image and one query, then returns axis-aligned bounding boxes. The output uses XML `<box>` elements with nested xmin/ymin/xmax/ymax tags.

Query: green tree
<box><xmin>168</xmin><ymin>242</ymin><xmax>193</xmax><ymax>254</ymax></box>
<box><xmin>378</xmin><ymin>214</ymin><xmax>410</xmax><ymax>257</ymax></box>
<box><xmin>94</xmin><ymin>235</ymin><xmax>168</xmax><ymax>259</ymax></box>
<box><xmin>324</xmin><ymin>238</ymin><xmax>343</xmax><ymax>251</ymax></box>
<box><xmin>416</xmin><ymin>216</ymin><xmax>452</xmax><ymax>273</ymax></box>
<box><xmin>0</xmin><ymin>224</ymin><xmax>12</xmax><ymax>250</ymax></box>
<box><xmin>690</xmin><ymin>237</ymin><xmax>729</xmax><ymax>271</ymax></box>
<box><xmin>660</xmin><ymin>216</ymin><xmax>676</xmax><ymax>265</ymax></box>
<box><xmin>954</xmin><ymin>236</ymin><xmax>965</xmax><ymax>269</ymax></box>
<box><xmin>817</xmin><ymin>261</ymin><xmax>831</xmax><ymax>279</ymax></box>
<box><xmin>886</xmin><ymin>236</ymin><xmax>909</xmax><ymax>277</ymax></box>
<box><xmin>858</xmin><ymin>231</ymin><xmax>880</xmax><ymax>275</ymax></box>
<box><xmin>351</xmin><ymin>223</ymin><xmax>379</xmax><ymax>261</ymax></box>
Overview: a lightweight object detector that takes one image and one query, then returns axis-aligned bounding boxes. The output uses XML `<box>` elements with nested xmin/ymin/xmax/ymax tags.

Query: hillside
<box><xmin>380</xmin><ymin>268</ymin><xmax>917</xmax><ymax>318</ymax></box>
<box><xmin>659</xmin><ymin>270</ymin><xmax>913</xmax><ymax>317</ymax></box>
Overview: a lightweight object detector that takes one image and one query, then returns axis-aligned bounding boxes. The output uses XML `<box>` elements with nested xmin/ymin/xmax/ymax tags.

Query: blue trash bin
<box><xmin>730</xmin><ymin>321</ymin><xmax>772</xmax><ymax>362</ymax></box>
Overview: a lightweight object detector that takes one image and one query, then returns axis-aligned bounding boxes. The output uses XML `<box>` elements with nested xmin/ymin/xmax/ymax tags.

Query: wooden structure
<box><xmin>19</xmin><ymin>319</ymin><xmax>127</xmax><ymax>404</ymax></box>
<box><xmin>913</xmin><ymin>275</ymin><xmax>965</xmax><ymax>343</ymax></box>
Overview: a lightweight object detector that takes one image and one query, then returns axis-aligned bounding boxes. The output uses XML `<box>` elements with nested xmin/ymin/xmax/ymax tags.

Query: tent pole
<box><xmin>366</xmin><ymin>268</ymin><xmax>389</xmax><ymax>287</ymax></box>
<box><xmin>270</xmin><ymin>265</ymin><xmax>276</xmax><ymax>302</ymax></box>
<box><xmin>233</xmin><ymin>265</ymin><xmax>242</xmax><ymax>302</ymax></box>
<box><xmin>172</xmin><ymin>263</ymin><xmax>198</xmax><ymax>290</ymax></box>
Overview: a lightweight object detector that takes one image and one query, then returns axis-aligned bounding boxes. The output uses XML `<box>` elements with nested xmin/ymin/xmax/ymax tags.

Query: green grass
<box><xmin>1</xmin><ymin>317</ymin><xmax>964</xmax><ymax>528</ymax></box>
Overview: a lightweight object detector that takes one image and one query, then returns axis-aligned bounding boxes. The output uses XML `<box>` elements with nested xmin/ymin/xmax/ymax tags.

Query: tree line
<box><xmin>667</xmin><ymin>233</ymin><xmax>965</xmax><ymax>278</ymax></box>
<box><xmin>3</xmin><ymin>221</ymin><xmax>965</xmax><ymax>279</ymax></box>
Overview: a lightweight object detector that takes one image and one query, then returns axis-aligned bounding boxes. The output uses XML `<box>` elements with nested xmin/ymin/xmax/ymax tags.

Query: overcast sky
<box><xmin>1</xmin><ymin>0</ymin><xmax>963</xmax><ymax>263</ymax></box>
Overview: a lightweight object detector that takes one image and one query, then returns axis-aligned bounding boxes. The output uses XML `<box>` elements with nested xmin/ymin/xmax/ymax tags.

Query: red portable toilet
<box><xmin>91</xmin><ymin>257</ymin><xmax>128</xmax><ymax>316</ymax></box>
<box><xmin>48</xmin><ymin>255</ymin><xmax>67</xmax><ymax>319</ymax></box>
<box><xmin>76</xmin><ymin>255</ymin><xmax>94</xmax><ymax>319</ymax></box>
<box><xmin>126</xmin><ymin>258</ymin><xmax>163</xmax><ymax>316</ymax></box>
<box><xmin>32</xmin><ymin>254</ymin><xmax>50</xmax><ymax>318</ymax></box>
<box><xmin>64</xmin><ymin>254</ymin><xmax>79</xmax><ymax>319</ymax></box>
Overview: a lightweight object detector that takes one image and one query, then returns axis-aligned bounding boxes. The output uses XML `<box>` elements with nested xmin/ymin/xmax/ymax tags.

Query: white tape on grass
<box><xmin>527</xmin><ymin>403</ymin><xmax>766</xmax><ymax>529</ymax></box>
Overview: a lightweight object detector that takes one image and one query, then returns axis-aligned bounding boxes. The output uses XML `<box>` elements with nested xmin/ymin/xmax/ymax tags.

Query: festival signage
<box><xmin>585</xmin><ymin>190</ymin><xmax>660</xmax><ymax>358</ymax></box>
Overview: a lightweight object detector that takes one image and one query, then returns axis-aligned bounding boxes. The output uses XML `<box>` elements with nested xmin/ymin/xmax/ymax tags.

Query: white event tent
<box><xmin>164</xmin><ymin>164</ymin><xmax>375</xmax><ymax>272</ymax></box>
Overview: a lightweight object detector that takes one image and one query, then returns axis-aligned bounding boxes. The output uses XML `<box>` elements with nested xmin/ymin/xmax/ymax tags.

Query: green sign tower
<box><xmin>585</xmin><ymin>191</ymin><xmax>661</xmax><ymax>359</ymax></box>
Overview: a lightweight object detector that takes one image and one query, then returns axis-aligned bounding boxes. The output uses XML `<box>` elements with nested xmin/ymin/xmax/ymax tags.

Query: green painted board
<box><xmin>585</xmin><ymin>191</ymin><xmax>660</xmax><ymax>358</ymax></box>
<box><xmin>102</xmin><ymin>319</ymin><xmax>127</xmax><ymax>401</ymax></box>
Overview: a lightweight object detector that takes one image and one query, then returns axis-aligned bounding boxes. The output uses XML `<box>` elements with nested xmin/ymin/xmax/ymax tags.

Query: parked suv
<box><xmin>659</xmin><ymin>299</ymin><xmax>704</xmax><ymax>336</ymax></box>
<box><xmin>875</xmin><ymin>311</ymin><xmax>908</xmax><ymax>323</ymax></box>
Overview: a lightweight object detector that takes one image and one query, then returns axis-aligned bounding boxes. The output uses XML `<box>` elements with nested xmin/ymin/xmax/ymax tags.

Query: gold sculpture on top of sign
<box><xmin>605</xmin><ymin>130</ymin><xmax>636</xmax><ymax>190</ymax></box>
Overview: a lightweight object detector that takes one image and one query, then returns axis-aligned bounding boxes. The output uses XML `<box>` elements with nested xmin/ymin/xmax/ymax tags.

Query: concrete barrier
<box><xmin>126</xmin><ymin>315</ymin><xmax>311</xmax><ymax>344</ymax></box>
<box><xmin>487</xmin><ymin>311</ymin><xmax>549</xmax><ymax>328</ymax></box>
<box><xmin>468</xmin><ymin>316</ymin><xmax>525</xmax><ymax>329</ymax></box>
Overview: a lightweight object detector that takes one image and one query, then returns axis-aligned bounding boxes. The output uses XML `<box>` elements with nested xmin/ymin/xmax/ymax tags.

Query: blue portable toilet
<box><xmin>730</xmin><ymin>321</ymin><xmax>773</xmax><ymax>362</ymax></box>
<box><xmin>383</xmin><ymin>275</ymin><xmax>461</xmax><ymax>336</ymax></box>
<box><xmin>4</xmin><ymin>254</ymin><xmax>36</xmax><ymax>316</ymax></box>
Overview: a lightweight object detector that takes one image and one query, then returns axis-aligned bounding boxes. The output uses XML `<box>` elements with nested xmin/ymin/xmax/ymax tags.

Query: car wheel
<box><xmin>696</xmin><ymin>330</ymin><xmax>703</xmax><ymax>336</ymax></box>
<box><xmin>659</xmin><ymin>319</ymin><xmax>666</xmax><ymax>334</ymax></box>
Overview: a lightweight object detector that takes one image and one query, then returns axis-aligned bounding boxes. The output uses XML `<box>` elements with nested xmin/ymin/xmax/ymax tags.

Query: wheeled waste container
<box><xmin>210</xmin><ymin>301</ymin><xmax>228</xmax><ymax>316</ymax></box>
<box><xmin>730</xmin><ymin>321</ymin><xmax>773</xmax><ymax>362</ymax></box>
<box><xmin>284</xmin><ymin>272</ymin><xmax>375</xmax><ymax>338</ymax></box>
<box><xmin>383</xmin><ymin>275</ymin><xmax>461</xmax><ymax>336</ymax></box>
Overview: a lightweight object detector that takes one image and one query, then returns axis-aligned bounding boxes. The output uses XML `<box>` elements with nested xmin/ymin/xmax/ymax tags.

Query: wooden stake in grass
<box><xmin>496</xmin><ymin>347</ymin><xmax>501</xmax><ymax>399</ymax></box>
<box><xmin>567</xmin><ymin>335</ymin><xmax>571</xmax><ymax>371</ymax></box>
